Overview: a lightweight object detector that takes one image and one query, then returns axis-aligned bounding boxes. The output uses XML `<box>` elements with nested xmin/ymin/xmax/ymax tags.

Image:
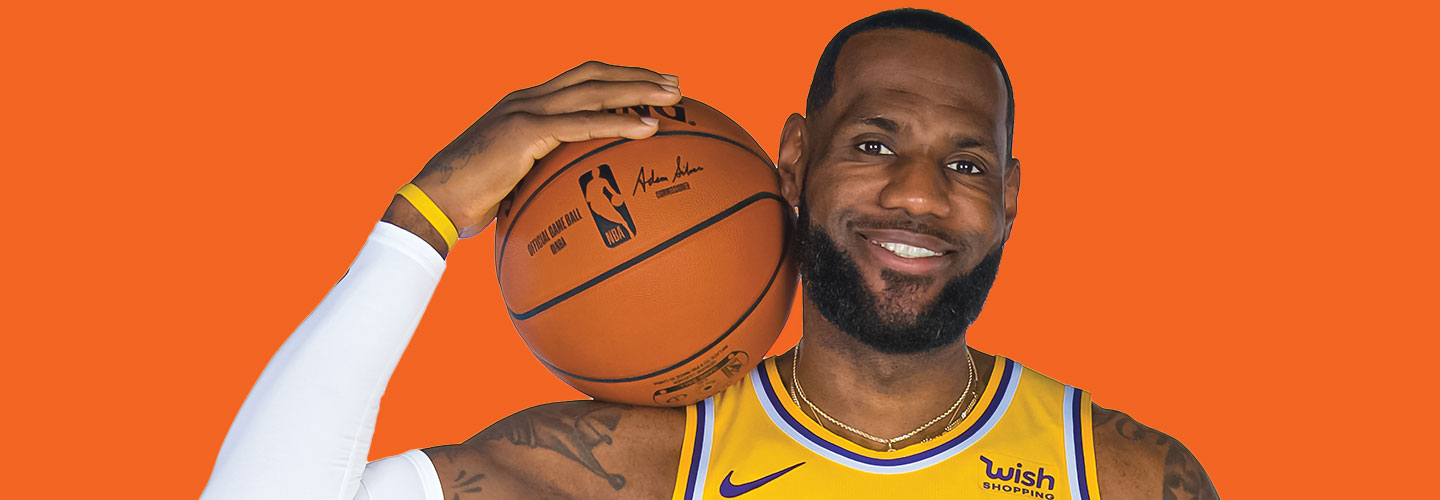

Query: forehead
<box><xmin>826</xmin><ymin>29</ymin><xmax>1008</xmax><ymax>143</ymax></box>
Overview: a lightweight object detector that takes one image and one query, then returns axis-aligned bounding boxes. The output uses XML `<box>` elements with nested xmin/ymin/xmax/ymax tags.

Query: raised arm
<box><xmin>200</xmin><ymin>61</ymin><xmax>683</xmax><ymax>500</ymax></box>
<box><xmin>383</xmin><ymin>60</ymin><xmax>683</xmax><ymax>257</ymax></box>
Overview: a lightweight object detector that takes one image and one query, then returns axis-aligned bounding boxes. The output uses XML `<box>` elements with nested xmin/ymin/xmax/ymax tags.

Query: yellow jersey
<box><xmin>670</xmin><ymin>355</ymin><xmax>1103</xmax><ymax>499</ymax></box>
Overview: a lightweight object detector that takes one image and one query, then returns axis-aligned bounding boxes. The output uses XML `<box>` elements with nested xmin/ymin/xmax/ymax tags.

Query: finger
<box><xmin>517</xmin><ymin>111</ymin><xmax>662</xmax><ymax>160</ymax></box>
<box><xmin>513</xmin><ymin>60</ymin><xmax>678</xmax><ymax>100</ymax></box>
<box><xmin>515</xmin><ymin>79</ymin><xmax>681</xmax><ymax>115</ymax></box>
<box><xmin>458</xmin><ymin>203</ymin><xmax>500</xmax><ymax>239</ymax></box>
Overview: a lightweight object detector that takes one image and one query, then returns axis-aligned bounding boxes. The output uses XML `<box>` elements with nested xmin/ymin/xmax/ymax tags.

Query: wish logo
<box><xmin>579</xmin><ymin>163</ymin><xmax>637</xmax><ymax>248</ymax></box>
<box><xmin>979</xmin><ymin>456</ymin><xmax>1056</xmax><ymax>499</ymax></box>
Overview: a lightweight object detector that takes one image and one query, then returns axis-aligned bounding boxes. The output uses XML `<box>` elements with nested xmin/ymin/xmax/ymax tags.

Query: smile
<box><xmin>853</xmin><ymin>228</ymin><xmax>956</xmax><ymax>274</ymax></box>
<box><xmin>871</xmin><ymin>240</ymin><xmax>945</xmax><ymax>259</ymax></box>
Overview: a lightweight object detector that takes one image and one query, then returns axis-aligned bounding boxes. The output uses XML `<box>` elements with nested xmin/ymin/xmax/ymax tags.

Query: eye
<box><xmin>946</xmin><ymin>161</ymin><xmax>983</xmax><ymax>175</ymax></box>
<box><xmin>856</xmin><ymin>141</ymin><xmax>894</xmax><ymax>156</ymax></box>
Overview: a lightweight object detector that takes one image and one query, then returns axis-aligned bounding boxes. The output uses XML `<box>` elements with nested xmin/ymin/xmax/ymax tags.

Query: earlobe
<box><xmin>1002</xmin><ymin>158</ymin><xmax>1021</xmax><ymax>242</ymax></box>
<box><xmin>776</xmin><ymin>113</ymin><xmax>808</xmax><ymax>207</ymax></box>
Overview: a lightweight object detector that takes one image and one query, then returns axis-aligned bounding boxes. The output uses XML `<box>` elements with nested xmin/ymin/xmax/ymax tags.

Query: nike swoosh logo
<box><xmin>718</xmin><ymin>462</ymin><xmax>805</xmax><ymax>497</ymax></box>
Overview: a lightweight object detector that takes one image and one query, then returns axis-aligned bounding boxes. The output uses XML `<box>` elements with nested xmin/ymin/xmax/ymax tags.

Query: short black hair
<box><xmin>806</xmin><ymin>8</ymin><xmax>1015</xmax><ymax>151</ymax></box>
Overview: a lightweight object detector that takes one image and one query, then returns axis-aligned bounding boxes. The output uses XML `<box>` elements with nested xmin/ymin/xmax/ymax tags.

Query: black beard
<box><xmin>795</xmin><ymin>202</ymin><xmax>1003</xmax><ymax>355</ymax></box>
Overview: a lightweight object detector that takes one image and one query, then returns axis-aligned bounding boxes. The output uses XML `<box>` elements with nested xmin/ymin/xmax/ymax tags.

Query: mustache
<box><xmin>842</xmin><ymin>212</ymin><xmax>969</xmax><ymax>250</ymax></box>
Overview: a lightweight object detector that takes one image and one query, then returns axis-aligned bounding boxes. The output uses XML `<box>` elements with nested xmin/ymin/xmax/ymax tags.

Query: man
<box><xmin>202</xmin><ymin>8</ymin><xmax>1217</xmax><ymax>500</ymax></box>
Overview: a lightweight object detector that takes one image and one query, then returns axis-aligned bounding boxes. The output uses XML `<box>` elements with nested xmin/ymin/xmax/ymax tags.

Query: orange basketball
<box><xmin>493</xmin><ymin>97</ymin><xmax>796</xmax><ymax>407</ymax></box>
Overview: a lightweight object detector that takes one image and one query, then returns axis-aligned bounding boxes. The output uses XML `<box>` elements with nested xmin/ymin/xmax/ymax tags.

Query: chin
<box><xmin>796</xmin><ymin>200</ymin><xmax>1006</xmax><ymax>354</ymax></box>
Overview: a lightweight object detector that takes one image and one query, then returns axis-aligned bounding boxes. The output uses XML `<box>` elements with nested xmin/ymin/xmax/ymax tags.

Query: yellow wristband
<box><xmin>396</xmin><ymin>183</ymin><xmax>460</xmax><ymax>251</ymax></box>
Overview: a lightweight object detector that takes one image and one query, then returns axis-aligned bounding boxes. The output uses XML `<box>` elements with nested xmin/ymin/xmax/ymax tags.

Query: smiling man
<box><xmin>202</xmin><ymin>8</ymin><xmax>1217</xmax><ymax>500</ymax></box>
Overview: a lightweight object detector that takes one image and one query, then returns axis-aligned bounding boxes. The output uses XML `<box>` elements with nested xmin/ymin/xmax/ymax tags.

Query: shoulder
<box><xmin>424</xmin><ymin>400</ymin><xmax>687</xmax><ymax>500</ymax></box>
<box><xmin>1090</xmin><ymin>404</ymin><xmax>1218</xmax><ymax>499</ymax></box>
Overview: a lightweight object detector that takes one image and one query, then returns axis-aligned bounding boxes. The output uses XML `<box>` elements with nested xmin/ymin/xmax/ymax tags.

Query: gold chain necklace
<box><xmin>790</xmin><ymin>343</ymin><xmax>977</xmax><ymax>452</ymax></box>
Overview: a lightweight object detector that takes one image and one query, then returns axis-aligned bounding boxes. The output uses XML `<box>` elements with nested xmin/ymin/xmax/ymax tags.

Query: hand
<box><xmin>384</xmin><ymin>61</ymin><xmax>681</xmax><ymax>256</ymax></box>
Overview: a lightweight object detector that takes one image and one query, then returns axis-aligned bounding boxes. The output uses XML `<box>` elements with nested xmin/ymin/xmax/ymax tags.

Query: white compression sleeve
<box><xmin>201</xmin><ymin>222</ymin><xmax>447</xmax><ymax>500</ymax></box>
<box><xmin>356</xmin><ymin>450</ymin><xmax>446</xmax><ymax>500</ymax></box>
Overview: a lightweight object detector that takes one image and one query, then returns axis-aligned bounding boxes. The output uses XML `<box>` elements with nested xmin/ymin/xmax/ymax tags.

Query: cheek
<box><xmin>961</xmin><ymin>197</ymin><xmax>1007</xmax><ymax>234</ymax></box>
<box><xmin>803</xmin><ymin>164</ymin><xmax>886</xmax><ymax>207</ymax></box>
<box><xmin>945</xmin><ymin>195</ymin><xmax>1009</xmax><ymax>261</ymax></box>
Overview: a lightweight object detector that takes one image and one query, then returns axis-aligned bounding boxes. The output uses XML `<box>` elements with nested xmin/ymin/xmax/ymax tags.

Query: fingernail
<box><xmin>640</xmin><ymin>117</ymin><xmax>660</xmax><ymax>127</ymax></box>
<box><xmin>660</xmin><ymin>84</ymin><xmax>680</xmax><ymax>94</ymax></box>
<box><xmin>661</xmin><ymin>74</ymin><xmax>680</xmax><ymax>84</ymax></box>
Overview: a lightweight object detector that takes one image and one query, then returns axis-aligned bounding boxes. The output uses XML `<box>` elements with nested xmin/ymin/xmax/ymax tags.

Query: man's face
<box><xmin>781</xmin><ymin>29</ymin><xmax>1020</xmax><ymax>352</ymax></box>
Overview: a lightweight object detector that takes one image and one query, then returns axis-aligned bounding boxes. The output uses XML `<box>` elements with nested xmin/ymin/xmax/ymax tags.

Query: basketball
<box><xmin>493</xmin><ymin>97</ymin><xmax>796</xmax><ymax>407</ymax></box>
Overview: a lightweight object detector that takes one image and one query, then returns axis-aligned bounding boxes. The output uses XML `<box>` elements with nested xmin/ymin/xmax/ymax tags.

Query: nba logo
<box><xmin>579</xmin><ymin>164</ymin><xmax>637</xmax><ymax>248</ymax></box>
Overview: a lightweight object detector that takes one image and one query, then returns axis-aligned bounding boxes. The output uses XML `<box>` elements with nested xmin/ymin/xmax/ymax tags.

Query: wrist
<box><xmin>381</xmin><ymin>195</ymin><xmax>450</xmax><ymax>259</ymax></box>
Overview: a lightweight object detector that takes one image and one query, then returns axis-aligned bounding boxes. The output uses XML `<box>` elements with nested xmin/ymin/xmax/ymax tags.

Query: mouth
<box><xmin>870</xmin><ymin>240</ymin><xmax>945</xmax><ymax>259</ymax></box>
<box><xmin>855</xmin><ymin>228</ymin><xmax>955</xmax><ymax>273</ymax></box>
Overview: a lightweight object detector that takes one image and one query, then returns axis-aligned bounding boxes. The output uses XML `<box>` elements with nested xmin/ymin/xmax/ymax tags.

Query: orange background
<box><xmin>2</xmin><ymin>0</ymin><xmax>1436</xmax><ymax>497</ymax></box>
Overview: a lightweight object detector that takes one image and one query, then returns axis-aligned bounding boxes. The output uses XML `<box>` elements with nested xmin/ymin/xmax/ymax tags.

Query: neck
<box><xmin>781</xmin><ymin>294</ymin><xmax>995</xmax><ymax>451</ymax></box>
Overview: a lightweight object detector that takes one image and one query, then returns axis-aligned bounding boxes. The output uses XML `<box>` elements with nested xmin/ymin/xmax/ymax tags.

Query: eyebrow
<box><xmin>853</xmin><ymin>116</ymin><xmax>998</xmax><ymax>156</ymax></box>
<box><xmin>953</xmin><ymin>136</ymin><xmax>997</xmax><ymax>156</ymax></box>
<box><xmin>857</xmin><ymin>116</ymin><xmax>900</xmax><ymax>133</ymax></box>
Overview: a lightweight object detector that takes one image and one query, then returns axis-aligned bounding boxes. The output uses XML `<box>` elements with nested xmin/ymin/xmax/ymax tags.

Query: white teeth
<box><xmin>875</xmin><ymin>241</ymin><xmax>941</xmax><ymax>258</ymax></box>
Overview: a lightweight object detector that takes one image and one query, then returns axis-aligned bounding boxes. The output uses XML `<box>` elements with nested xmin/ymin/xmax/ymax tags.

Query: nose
<box><xmin>877</xmin><ymin>158</ymin><xmax>951</xmax><ymax>218</ymax></box>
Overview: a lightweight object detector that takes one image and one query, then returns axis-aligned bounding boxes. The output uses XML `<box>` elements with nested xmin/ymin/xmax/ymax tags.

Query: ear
<box><xmin>1002</xmin><ymin>157</ymin><xmax>1021</xmax><ymax>243</ymax></box>
<box><xmin>776</xmin><ymin>113</ymin><xmax>809</xmax><ymax>207</ymax></box>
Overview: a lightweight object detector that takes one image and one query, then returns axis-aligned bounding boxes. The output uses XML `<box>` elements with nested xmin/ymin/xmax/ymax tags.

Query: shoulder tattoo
<box><xmin>1094</xmin><ymin>409</ymin><xmax>1219</xmax><ymax>499</ymax></box>
<box><xmin>1161</xmin><ymin>441</ymin><xmax>1215</xmax><ymax>500</ymax></box>
<box><xmin>480</xmin><ymin>404</ymin><xmax>627</xmax><ymax>491</ymax></box>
